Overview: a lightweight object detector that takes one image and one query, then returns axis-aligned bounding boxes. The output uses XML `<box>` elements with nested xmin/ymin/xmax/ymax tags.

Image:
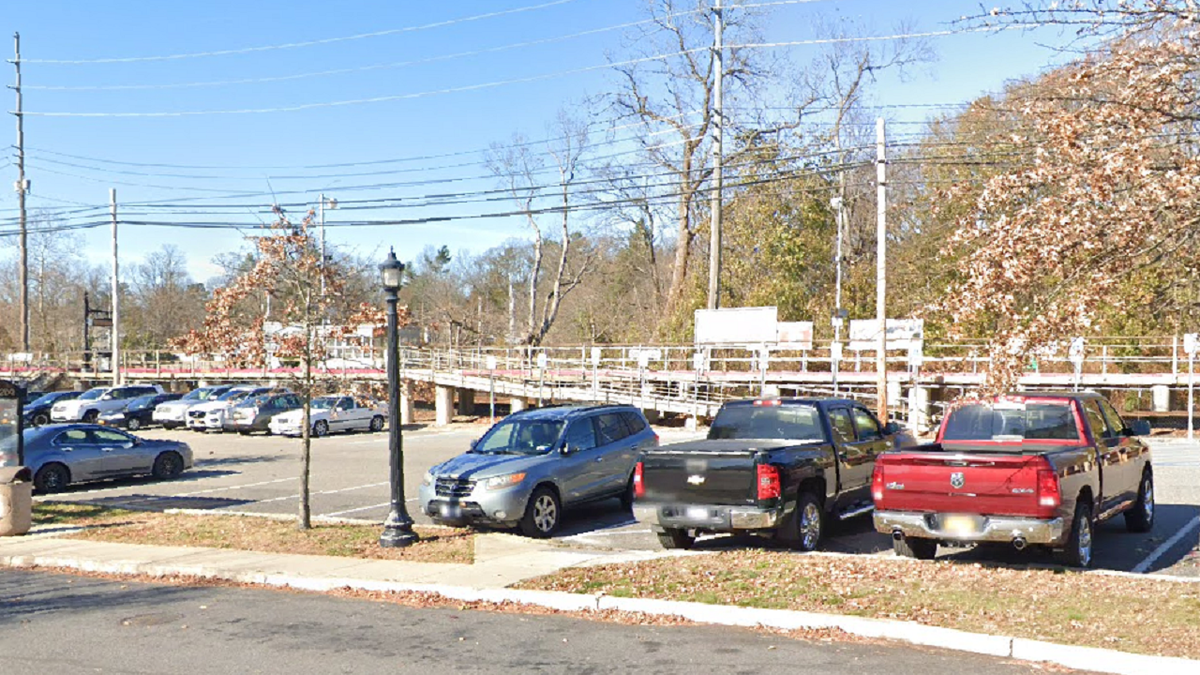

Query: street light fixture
<box><xmin>379</xmin><ymin>248</ymin><xmax>419</xmax><ymax>548</ymax></box>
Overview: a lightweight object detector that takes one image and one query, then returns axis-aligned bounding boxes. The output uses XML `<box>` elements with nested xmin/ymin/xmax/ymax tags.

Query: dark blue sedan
<box><xmin>1</xmin><ymin>424</ymin><xmax>194</xmax><ymax>493</ymax></box>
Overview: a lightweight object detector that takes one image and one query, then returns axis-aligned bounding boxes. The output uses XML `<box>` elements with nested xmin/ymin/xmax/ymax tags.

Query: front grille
<box><xmin>188</xmin><ymin>410</ymin><xmax>206</xmax><ymax>419</ymax></box>
<box><xmin>435</xmin><ymin>478</ymin><xmax>476</xmax><ymax>498</ymax></box>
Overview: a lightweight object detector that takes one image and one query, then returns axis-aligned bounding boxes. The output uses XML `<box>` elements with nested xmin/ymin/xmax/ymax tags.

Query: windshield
<box><xmin>217</xmin><ymin>389</ymin><xmax>254</xmax><ymax>402</ymax></box>
<box><xmin>472</xmin><ymin>419</ymin><xmax>564</xmax><ymax>455</ymax></box>
<box><xmin>311</xmin><ymin>397</ymin><xmax>337</xmax><ymax>410</ymax></box>
<box><xmin>78</xmin><ymin>388</ymin><xmax>105</xmax><ymax>401</ymax></box>
<box><xmin>709</xmin><ymin>404</ymin><xmax>825</xmax><ymax>441</ymax></box>
<box><xmin>127</xmin><ymin>395</ymin><xmax>158</xmax><ymax>411</ymax></box>
<box><xmin>942</xmin><ymin>402</ymin><xmax>1080</xmax><ymax>442</ymax></box>
<box><xmin>29</xmin><ymin>392</ymin><xmax>69</xmax><ymax>408</ymax></box>
<box><xmin>183</xmin><ymin>387</ymin><xmax>220</xmax><ymax>402</ymax></box>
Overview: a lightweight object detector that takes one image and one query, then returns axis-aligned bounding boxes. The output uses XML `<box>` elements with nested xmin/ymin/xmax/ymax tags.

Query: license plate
<box><xmin>942</xmin><ymin>514</ymin><xmax>979</xmax><ymax>536</ymax></box>
<box><xmin>686</xmin><ymin>506</ymin><xmax>710</xmax><ymax>521</ymax></box>
<box><xmin>439</xmin><ymin>503</ymin><xmax>462</xmax><ymax>519</ymax></box>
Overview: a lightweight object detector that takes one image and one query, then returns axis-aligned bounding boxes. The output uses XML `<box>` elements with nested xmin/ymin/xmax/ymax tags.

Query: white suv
<box><xmin>153</xmin><ymin>385</ymin><xmax>233</xmax><ymax>429</ymax></box>
<box><xmin>186</xmin><ymin>386</ymin><xmax>272</xmax><ymax>431</ymax></box>
<box><xmin>51</xmin><ymin>384</ymin><xmax>165</xmax><ymax>423</ymax></box>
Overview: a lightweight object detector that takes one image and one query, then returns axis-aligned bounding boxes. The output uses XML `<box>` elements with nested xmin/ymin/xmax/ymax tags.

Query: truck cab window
<box><xmin>1083</xmin><ymin>401</ymin><xmax>1114</xmax><ymax>439</ymax></box>
<box><xmin>828</xmin><ymin>408</ymin><xmax>855</xmax><ymax>443</ymax></box>
<box><xmin>851</xmin><ymin>408</ymin><xmax>882</xmax><ymax>441</ymax></box>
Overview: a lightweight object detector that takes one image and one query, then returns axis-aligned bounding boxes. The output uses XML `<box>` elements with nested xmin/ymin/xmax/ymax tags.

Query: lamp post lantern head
<box><xmin>380</xmin><ymin>248</ymin><xmax>405</xmax><ymax>293</ymax></box>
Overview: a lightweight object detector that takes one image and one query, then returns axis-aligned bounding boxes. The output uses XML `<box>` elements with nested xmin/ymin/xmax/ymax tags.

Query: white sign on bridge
<box><xmin>695</xmin><ymin>307</ymin><xmax>778</xmax><ymax>346</ymax></box>
<box><xmin>776</xmin><ymin>321</ymin><xmax>814</xmax><ymax>350</ymax></box>
<box><xmin>848</xmin><ymin>319</ymin><xmax>924</xmax><ymax>352</ymax></box>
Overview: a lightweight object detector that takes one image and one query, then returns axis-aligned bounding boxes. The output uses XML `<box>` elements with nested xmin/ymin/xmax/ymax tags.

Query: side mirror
<box><xmin>1128</xmin><ymin>420</ymin><xmax>1152</xmax><ymax>437</ymax></box>
<box><xmin>469</xmin><ymin>438</ymin><xmax>481</xmax><ymax>450</ymax></box>
<box><xmin>559</xmin><ymin>444</ymin><xmax>576</xmax><ymax>455</ymax></box>
<box><xmin>883</xmin><ymin>421</ymin><xmax>903</xmax><ymax>435</ymax></box>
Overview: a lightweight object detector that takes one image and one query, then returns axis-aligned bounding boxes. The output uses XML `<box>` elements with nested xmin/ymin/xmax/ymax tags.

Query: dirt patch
<box><xmin>517</xmin><ymin>549</ymin><xmax>1200</xmax><ymax>659</ymax></box>
<box><xmin>34</xmin><ymin>502</ymin><xmax>473</xmax><ymax>564</ymax></box>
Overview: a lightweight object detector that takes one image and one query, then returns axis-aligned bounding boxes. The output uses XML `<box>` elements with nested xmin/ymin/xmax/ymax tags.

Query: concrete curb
<box><xmin>3</xmin><ymin>552</ymin><xmax>1197</xmax><ymax>675</ymax></box>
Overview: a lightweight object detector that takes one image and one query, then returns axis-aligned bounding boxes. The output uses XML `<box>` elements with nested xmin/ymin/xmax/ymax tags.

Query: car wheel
<box><xmin>82</xmin><ymin>410</ymin><xmax>99</xmax><ymax>423</ymax></box>
<box><xmin>152</xmin><ymin>451</ymin><xmax>185</xmax><ymax>480</ymax></box>
<box><xmin>619</xmin><ymin>475</ymin><xmax>635</xmax><ymax>513</ymax></box>
<box><xmin>34</xmin><ymin>463</ymin><xmax>70</xmax><ymax>494</ymax></box>
<box><xmin>1125</xmin><ymin>469</ymin><xmax>1155</xmax><ymax>533</ymax></box>
<box><xmin>793</xmin><ymin>491</ymin><xmax>825</xmax><ymax>552</ymax></box>
<box><xmin>237</xmin><ymin>430</ymin><xmax>250</xmax><ymax>436</ymax></box>
<box><xmin>127</xmin><ymin>418</ymin><xmax>142</xmax><ymax>432</ymax></box>
<box><xmin>313</xmin><ymin>420</ymin><xmax>329</xmax><ymax>437</ymax></box>
<box><xmin>519</xmin><ymin>486</ymin><xmax>561</xmax><ymax>538</ymax></box>
<box><xmin>1058</xmin><ymin>499</ymin><xmax>1094</xmax><ymax>568</ymax></box>
<box><xmin>32</xmin><ymin>412</ymin><xmax>49</xmax><ymax>426</ymax></box>
<box><xmin>893</xmin><ymin>536</ymin><xmax>938</xmax><ymax>560</ymax></box>
<box><xmin>369</xmin><ymin>416</ymin><xmax>385</xmax><ymax>432</ymax></box>
<box><xmin>656</xmin><ymin>528</ymin><xmax>695</xmax><ymax>550</ymax></box>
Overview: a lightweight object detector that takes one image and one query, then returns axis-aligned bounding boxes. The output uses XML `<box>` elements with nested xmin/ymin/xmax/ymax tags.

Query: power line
<box><xmin>19</xmin><ymin>0</ymin><xmax>583</xmax><ymax>65</ymax></box>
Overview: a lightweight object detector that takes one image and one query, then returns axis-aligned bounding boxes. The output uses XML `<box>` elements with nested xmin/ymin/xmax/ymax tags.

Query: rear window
<box><xmin>709</xmin><ymin>404</ymin><xmax>824</xmax><ymax>442</ymax></box>
<box><xmin>942</xmin><ymin>402</ymin><xmax>1080</xmax><ymax>442</ymax></box>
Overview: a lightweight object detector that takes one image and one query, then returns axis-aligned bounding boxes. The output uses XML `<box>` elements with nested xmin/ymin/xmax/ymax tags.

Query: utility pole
<box><xmin>318</xmin><ymin>193</ymin><xmax>327</xmax><ymax>298</ymax></box>
<box><xmin>10</xmin><ymin>33</ymin><xmax>29</xmax><ymax>353</ymax></box>
<box><xmin>875</xmin><ymin>118</ymin><xmax>888</xmax><ymax>421</ymax></box>
<box><xmin>110</xmin><ymin>188</ymin><xmax>121</xmax><ymax>386</ymax></box>
<box><xmin>831</xmin><ymin>194</ymin><xmax>845</xmax><ymax>395</ymax></box>
<box><xmin>706</xmin><ymin>0</ymin><xmax>724</xmax><ymax>311</ymax></box>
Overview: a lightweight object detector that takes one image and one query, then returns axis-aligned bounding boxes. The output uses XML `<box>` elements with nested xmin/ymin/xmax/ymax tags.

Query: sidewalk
<box><xmin>2</xmin><ymin>528</ymin><xmax>1198</xmax><ymax>675</ymax></box>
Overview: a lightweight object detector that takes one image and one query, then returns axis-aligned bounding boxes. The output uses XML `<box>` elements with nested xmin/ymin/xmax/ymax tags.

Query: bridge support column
<box><xmin>457</xmin><ymin>388</ymin><xmax>474</xmax><ymax>416</ymax></box>
<box><xmin>399</xmin><ymin>380</ymin><xmax>415</xmax><ymax>426</ymax></box>
<box><xmin>435</xmin><ymin>385</ymin><xmax>454</xmax><ymax>427</ymax></box>
<box><xmin>510</xmin><ymin>397</ymin><xmax>527</xmax><ymax>413</ymax></box>
<box><xmin>907</xmin><ymin>386</ymin><xmax>931</xmax><ymax>433</ymax></box>
<box><xmin>642</xmin><ymin>409</ymin><xmax>661</xmax><ymax>424</ymax></box>
<box><xmin>1152</xmin><ymin>384</ymin><xmax>1171</xmax><ymax>413</ymax></box>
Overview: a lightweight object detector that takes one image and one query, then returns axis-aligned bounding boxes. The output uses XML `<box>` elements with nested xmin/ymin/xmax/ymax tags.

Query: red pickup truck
<box><xmin>872</xmin><ymin>392</ymin><xmax>1154</xmax><ymax>568</ymax></box>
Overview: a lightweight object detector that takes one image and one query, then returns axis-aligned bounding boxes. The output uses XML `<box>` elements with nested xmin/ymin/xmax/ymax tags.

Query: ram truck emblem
<box><xmin>687</xmin><ymin>474</ymin><xmax>706</xmax><ymax>486</ymax></box>
<box><xmin>950</xmin><ymin>472</ymin><xmax>965</xmax><ymax>489</ymax></box>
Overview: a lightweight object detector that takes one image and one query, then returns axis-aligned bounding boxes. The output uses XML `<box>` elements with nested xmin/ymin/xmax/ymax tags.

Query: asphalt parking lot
<box><xmin>36</xmin><ymin>424</ymin><xmax>1200</xmax><ymax>576</ymax></box>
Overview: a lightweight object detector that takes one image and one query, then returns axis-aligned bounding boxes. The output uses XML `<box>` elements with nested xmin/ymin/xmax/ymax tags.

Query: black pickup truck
<box><xmin>632</xmin><ymin>398</ymin><xmax>912</xmax><ymax>551</ymax></box>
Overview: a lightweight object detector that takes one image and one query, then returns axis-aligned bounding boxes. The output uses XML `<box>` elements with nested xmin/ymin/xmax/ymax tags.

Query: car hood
<box><xmin>272</xmin><ymin>409</ymin><xmax>329</xmax><ymax>424</ymax></box>
<box><xmin>157</xmin><ymin>401</ymin><xmax>194</xmax><ymax>413</ymax></box>
<box><xmin>190</xmin><ymin>400</ymin><xmax>233</xmax><ymax>413</ymax></box>
<box><xmin>98</xmin><ymin>410</ymin><xmax>127</xmax><ymax>419</ymax></box>
<box><xmin>431</xmin><ymin>452</ymin><xmax>549</xmax><ymax>480</ymax></box>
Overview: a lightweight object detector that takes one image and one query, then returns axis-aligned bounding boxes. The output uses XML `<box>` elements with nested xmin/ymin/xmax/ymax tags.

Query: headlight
<box><xmin>483</xmin><ymin>473</ymin><xmax>526</xmax><ymax>491</ymax></box>
<box><xmin>422</xmin><ymin>471</ymin><xmax>434</xmax><ymax>486</ymax></box>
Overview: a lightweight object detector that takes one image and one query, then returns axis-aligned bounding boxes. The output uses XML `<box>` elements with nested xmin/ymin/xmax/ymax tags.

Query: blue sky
<box><xmin>1</xmin><ymin>0</ymin><xmax>1073</xmax><ymax>283</ymax></box>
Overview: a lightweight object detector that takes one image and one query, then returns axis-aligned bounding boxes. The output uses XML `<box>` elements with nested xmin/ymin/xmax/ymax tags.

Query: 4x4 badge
<box><xmin>950</xmin><ymin>472</ymin><xmax>965</xmax><ymax>489</ymax></box>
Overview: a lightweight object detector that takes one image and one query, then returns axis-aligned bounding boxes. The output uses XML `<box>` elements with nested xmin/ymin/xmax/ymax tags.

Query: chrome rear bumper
<box><xmin>874</xmin><ymin>510</ymin><xmax>1066</xmax><ymax>546</ymax></box>
<box><xmin>634</xmin><ymin>503</ymin><xmax>782</xmax><ymax>531</ymax></box>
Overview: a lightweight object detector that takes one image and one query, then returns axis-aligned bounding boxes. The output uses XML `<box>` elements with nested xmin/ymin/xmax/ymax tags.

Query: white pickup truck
<box><xmin>51</xmin><ymin>384</ymin><xmax>165</xmax><ymax>423</ymax></box>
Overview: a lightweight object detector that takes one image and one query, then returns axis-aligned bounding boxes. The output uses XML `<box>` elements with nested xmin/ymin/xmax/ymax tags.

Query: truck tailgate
<box><xmin>874</xmin><ymin>451</ymin><xmax>1053</xmax><ymax>518</ymax></box>
<box><xmin>641</xmin><ymin>440</ymin><xmax>772</xmax><ymax>505</ymax></box>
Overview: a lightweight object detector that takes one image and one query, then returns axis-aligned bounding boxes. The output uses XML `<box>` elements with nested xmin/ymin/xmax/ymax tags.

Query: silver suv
<box><xmin>418</xmin><ymin>405</ymin><xmax>658</xmax><ymax>537</ymax></box>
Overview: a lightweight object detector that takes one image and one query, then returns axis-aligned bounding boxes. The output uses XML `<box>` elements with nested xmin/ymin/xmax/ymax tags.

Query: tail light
<box><xmin>756</xmin><ymin>463</ymin><xmax>781</xmax><ymax>500</ymax></box>
<box><xmin>1036</xmin><ymin>458</ymin><xmax>1061</xmax><ymax>514</ymax></box>
<box><xmin>871</xmin><ymin>464</ymin><xmax>885</xmax><ymax>502</ymax></box>
<box><xmin>633</xmin><ymin>461</ymin><xmax>645</xmax><ymax>498</ymax></box>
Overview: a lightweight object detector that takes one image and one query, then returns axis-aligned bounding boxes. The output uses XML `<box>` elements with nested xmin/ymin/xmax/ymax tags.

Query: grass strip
<box><xmin>33</xmin><ymin>502</ymin><xmax>473</xmax><ymax>564</ymax></box>
<box><xmin>517</xmin><ymin>549</ymin><xmax>1200</xmax><ymax>659</ymax></box>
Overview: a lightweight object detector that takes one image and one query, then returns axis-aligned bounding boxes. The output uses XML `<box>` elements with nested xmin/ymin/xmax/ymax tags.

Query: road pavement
<box><xmin>0</xmin><ymin>568</ymin><xmax>1081</xmax><ymax>675</ymax></box>
<box><xmin>36</xmin><ymin>424</ymin><xmax>1200</xmax><ymax>575</ymax></box>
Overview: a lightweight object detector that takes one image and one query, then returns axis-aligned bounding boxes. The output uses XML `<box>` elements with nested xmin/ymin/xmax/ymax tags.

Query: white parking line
<box><xmin>240</xmin><ymin>481</ymin><xmax>390</xmax><ymax>506</ymax></box>
<box><xmin>1132</xmin><ymin>515</ymin><xmax>1200</xmax><ymax>574</ymax></box>
<box><xmin>320</xmin><ymin>498</ymin><xmax>419</xmax><ymax>518</ymax></box>
<box><xmin>173</xmin><ymin>476</ymin><xmax>296</xmax><ymax>497</ymax></box>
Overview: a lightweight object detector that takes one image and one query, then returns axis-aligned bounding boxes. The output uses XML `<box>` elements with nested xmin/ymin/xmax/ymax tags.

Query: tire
<box><xmin>893</xmin><ymin>536</ymin><xmax>938</xmax><ymax>560</ymax></box>
<box><xmin>127</xmin><ymin>418</ymin><xmax>142</xmax><ymax>432</ymax></box>
<box><xmin>619</xmin><ymin>475</ymin><xmax>635</xmax><ymax>513</ymax></box>
<box><xmin>32</xmin><ymin>412</ymin><xmax>49</xmax><ymax>426</ymax></box>
<box><xmin>313</xmin><ymin>420</ymin><xmax>329</xmax><ymax>438</ymax></box>
<box><xmin>369</xmin><ymin>416</ymin><xmax>385</xmax><ymax>432</ymax></box>
<box><xmin>656</xmin><ymin>528</ymin><xmax>695</xmax><ymax>550</ymax></box>
<box><xmin>34</xmin><ymin>463</ymin><xmax>70</xmax><ymax>493</ymax></box>
<box><xmin>519</xmin><ymin>486</ymin><xmax>562</xmax><ymax>538</ymax></box>
<box><xmin>238</xmin><ymin>430</ymin><xmax>250</xmax><ymax>436</ymax></box>
<box><xmin>1125</xmin><ymin>469</ymin><xmax>1155</xmax><ymax>533</ymax></box>
<box><xmin>1058</xmin><ymin>499</ymin><xmax>1094</xmax><ymax>568</ymax></box>
<box><xmin>792</xmin><ymin>491</ymin><xmax>825</xmax><ymax>552</ymax></box>
<box><xmin>82</xmin><ymin>410</ymin><xmax>99</xmax><ymax>423</ymax></box>
<box><xmin>152</xmin><ymin>451</ymin><xmax>185</xmax><ymax>480</ymax></box>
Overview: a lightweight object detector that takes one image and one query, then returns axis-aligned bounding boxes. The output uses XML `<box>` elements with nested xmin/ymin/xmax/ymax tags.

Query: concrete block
<box><xmin>1011</xmin><ymin>638</ymin><xmax>1199</xmax><ymax>675</ymax></box>
<box><xmin>510</xmin><ymin>398</ymin><xmax>527</xmax><ymax>413</ymax></box>
<box><xmin>1153</xmin><ymin>384</ymin><xmax>1171</xmax><ymax>413</ymax></box>
<box><xmin>435</xmin><ymin>386</ymin><xmax>454</xmax><ymax>427</ymax></box>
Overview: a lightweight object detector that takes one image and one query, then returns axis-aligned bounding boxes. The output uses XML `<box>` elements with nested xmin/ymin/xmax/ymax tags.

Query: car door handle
<box><xmin>594</xmin><ymin>456</ymin><xmax>604</xmax><ymax>462</ymax></box>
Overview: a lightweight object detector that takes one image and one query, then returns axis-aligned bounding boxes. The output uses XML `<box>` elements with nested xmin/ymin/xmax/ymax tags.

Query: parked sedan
<box><xmin>268</xmin><ymin>395</ymin><xmax>387</xmax><ymax>437</ymax></box>
<box><xmin>98</xmin><ymin>393</ymin><xmax>183</xmax><ymax>431</ymax></box>
<box><xmin>419</xmin><ymin>405</ymin><xmax>658</xmax><ymax>537</ymax></box>
<box><xmin>23</xmin><ymin>391</ymin><xmax>80</xmax><ymax>427</ymax></box>
<box><xmin>229</xmin><ymin>392</ymin><xmax>302</xmax><ymax>435</ymax></box>
<box><xmin>19</xmin><ymin>423</ymin><xmax>194</xmax><ymax>493</ymax></box>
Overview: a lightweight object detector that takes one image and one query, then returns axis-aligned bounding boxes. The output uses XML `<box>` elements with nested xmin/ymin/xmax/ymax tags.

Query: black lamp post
<box><xmin>379</xmin><ymin>248</ymin><xmax>419</xmax><ymax>548</ymax></box>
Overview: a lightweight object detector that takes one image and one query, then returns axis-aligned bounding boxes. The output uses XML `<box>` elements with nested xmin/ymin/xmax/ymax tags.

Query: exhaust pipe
<box><xmin>1012</xmin><ymin>537</ymin><xmax>1027</xmax><ymax>551</ymax></box>
<box><xmin>892</xmin><ymin>530</ymin><xmax>904</xmax><ymax>542</ymax></box>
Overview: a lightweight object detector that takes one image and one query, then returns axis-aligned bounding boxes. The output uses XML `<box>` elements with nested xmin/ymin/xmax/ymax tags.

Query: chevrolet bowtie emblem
<box><xmin>687</xmin><ymin>474</ymin><xmax>705</xmax><ymax>485</ymax></box>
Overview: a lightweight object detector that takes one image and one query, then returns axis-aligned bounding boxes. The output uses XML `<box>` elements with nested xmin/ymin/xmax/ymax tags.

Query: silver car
<box><xmin>7</xmin><ymin>423</ymin><xmax>195</xmax><ymax>493</ymax></box>
<box><xmin>418</xmin><ymin>405</ymin><xmax>658</xmax><ymax>537</ymax></box>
